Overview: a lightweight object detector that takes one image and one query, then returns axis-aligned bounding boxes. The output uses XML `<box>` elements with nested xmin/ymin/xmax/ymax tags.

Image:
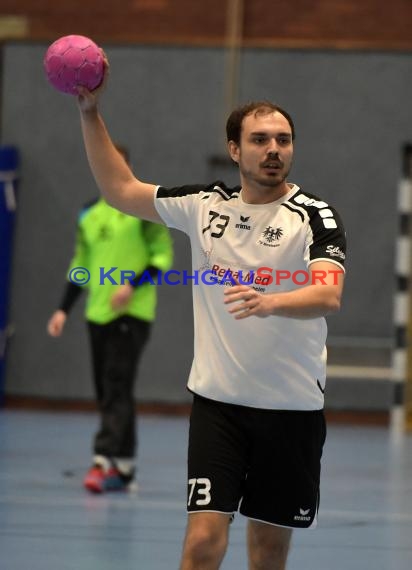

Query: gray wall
<box><xmin>2</xmin><ymin>42</ymin><xmax>411</xmax><ymax>402</ymax></box>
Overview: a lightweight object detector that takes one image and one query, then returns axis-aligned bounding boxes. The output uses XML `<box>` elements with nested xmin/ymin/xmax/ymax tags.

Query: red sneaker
<box><xmin>83</xmin><ymin>465</ymin><xmax>106</xmax><ymax>493</ymax></box>
<box><xmin>83</xmin><ymin>464</ymin><xmax>136</xmax><ymax>493</ymax></box>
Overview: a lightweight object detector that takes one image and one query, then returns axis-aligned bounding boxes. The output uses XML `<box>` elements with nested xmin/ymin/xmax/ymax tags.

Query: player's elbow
<box><xmin>324</xmin><ymin>291</ymin><xmax>342</xmax><ymax>314</ymax></box>
<box><xmin>104</xmin><ymin>186</ymin><xmax>133</xmax><ymax>216</ymax></box>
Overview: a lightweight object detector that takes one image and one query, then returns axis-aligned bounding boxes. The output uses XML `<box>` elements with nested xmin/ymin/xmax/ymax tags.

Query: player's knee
<box><xmin>184</xmin><ymin>526</ymin><xmax>228</xmax><ymax>564</ymax></box>
<box><xmin>249</xmin><ymin>540</ymin><xmax>290</xmax><ymax>570</ymax></box>
<box><xmin>248</xmin><ymin>525</ymin><xmax>292</xmax><ymax>570</ymax></box>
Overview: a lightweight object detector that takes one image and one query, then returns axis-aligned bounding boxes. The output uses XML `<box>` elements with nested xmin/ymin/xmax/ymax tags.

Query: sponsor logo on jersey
<box><xmin>294</xmin><ymin>508</ymin><xmax>311</xmax><ymax>522</ymax></box>
<box><xmin>235</xmin><ymin>215</ymin><xmax>251</xmax><ymax>230</ymax></box>
<box><xmin>210</xmin><ymin>263</ymin><xmax>273</xmax><ymax>290</ymax></box>
<box><xmin>326</xmin><ymin>245</ymin><xmax>345</xmax><ymax>260</ymax></box>
<box><xmin>258</xmin><ymin>226</ymin><xmax>283</xmax><ymax>247</ymax></box>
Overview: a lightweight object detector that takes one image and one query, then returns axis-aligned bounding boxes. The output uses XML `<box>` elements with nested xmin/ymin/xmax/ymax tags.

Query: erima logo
<box><xmin>294</xmin><ymin>508</ymin><xmax>311</xmax><ymax>522</ymax></box>
<box><xmin>235</xmin><ymin>215</ymin><xmax>251</xmax><ymax>230</ymax></box>
<box><xmin>326</xmin><ymin>245</ymin><xmax>345</xmax><ymax>260</ymax></box>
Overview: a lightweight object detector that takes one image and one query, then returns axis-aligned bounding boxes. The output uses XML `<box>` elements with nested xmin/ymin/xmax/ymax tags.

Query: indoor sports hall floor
<box><xmin>1</xmin><ymin>409</ymin><xmax>412</xmax><ymax>570</ymax></box>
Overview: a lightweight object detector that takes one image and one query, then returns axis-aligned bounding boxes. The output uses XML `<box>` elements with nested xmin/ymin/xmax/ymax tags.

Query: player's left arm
<box><xmin>224</xmin><ymin>260</ymin><xmax>345</xmax><ymax>320</ymax></box>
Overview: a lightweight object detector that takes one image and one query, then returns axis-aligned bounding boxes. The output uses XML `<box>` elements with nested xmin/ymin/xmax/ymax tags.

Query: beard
<box><xmin>239</xmin><ymin>163</ymin><xmax>290</xmax><ymax>189</ymax></box>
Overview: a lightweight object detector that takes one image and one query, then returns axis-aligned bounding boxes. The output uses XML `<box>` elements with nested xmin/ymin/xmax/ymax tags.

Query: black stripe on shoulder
<box><xmin>212</xmin><ymin>187</ymin><xmax>240</xmax><ymax>201</ymax></box>
<box><xmin>281</xmin><ymin>202</ymin><xmax>305</xmax><ymax>222</ymax></box>
<box><xmin>289</xmin><ymin>188</ymin><xmax>331</xmax><ymax>214</ymax></box>
<box><xmin>290</xmin><ymin>188</ymin><xmax>346</xmax><ymax>266</ymax></box>
<box><xmin>157</xmin><ymin>185</ymin><xmax>206</xmax><ymax>198</ymax></box>
<box><xmin>207</xmin><ymin>180</ymin><xmax>241</xmax><ymax>201</ymax></box>
<box><xmin>288</xmin><ymin>187</ymin><xmax>343</xmax><ymax>229</ymax></box>
<box><xmin>157</xmin><ymin>181</ymin><xmax>241</xmax><ymax>201</ymax></box>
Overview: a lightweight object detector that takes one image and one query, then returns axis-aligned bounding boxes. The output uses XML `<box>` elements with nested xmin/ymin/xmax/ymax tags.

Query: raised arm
<box><xmin>76</xmin><ymin>82</ymin><xmax>162</xmax><ymax>223</ymax></box>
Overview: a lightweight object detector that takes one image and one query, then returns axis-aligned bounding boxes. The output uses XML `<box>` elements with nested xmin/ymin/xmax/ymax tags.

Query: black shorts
<box><xmin>187</xmin><ymin>394</ymin><xmax>326</xmax><ymax>528</ymax></box>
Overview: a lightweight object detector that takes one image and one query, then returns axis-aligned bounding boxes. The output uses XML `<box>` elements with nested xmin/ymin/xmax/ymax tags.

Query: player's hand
<box><xmin>77</xmin><ymin>52</ymin><xmax>109</xmax><ymax>112</ymax></box>
<box><xmin>111</xmin><ymin>284</ymin><xmax>134</xmax><ymax>310</ymax></box>
<box><xmin>47</xmin><ymin>310</ymin><xmax>67</xmax><ymax>337</ymax></box>
<box><xmin>224</xmin><ymin>284</ymin><xmax>272</xmax><ymax>319</ymax></box>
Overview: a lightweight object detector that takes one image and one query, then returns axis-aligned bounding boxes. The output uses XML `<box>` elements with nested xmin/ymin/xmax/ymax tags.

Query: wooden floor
<box><xmin>1</xmin><ymin>409</ymin><xmax>412</xmax><ymax>569</ymax></box>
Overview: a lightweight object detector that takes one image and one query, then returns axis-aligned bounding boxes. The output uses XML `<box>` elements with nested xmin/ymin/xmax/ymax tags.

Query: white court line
<box><xmin>0</xmin><ymin>494</ymin><xmax>183</xmax><ymax>510</ymax></box>
<box><xmin>320</xmin><ymin>508</ymin><xmax>412</xmax><ymax>524</ymax></box>
<box><xmin>1</xmin><ymin>495</ymin><xmax>412</xmax><ymax>524</ymax></box>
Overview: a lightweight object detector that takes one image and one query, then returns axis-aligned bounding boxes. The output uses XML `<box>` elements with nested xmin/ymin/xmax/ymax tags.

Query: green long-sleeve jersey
<box><xmin>68</xmin><ymin>198</ymin><xmax>173</xmax><ymax>324</ymax></box>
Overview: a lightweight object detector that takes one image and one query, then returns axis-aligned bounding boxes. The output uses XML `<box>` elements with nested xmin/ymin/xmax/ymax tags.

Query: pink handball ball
<box><xmin>44</xmin><ymin>35</ymin><xmax>104</xmax><ymax>95</ymax></box>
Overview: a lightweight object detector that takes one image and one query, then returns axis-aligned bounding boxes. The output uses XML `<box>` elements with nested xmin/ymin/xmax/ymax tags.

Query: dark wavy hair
<box><xmin>226</xmin><ymin>101</ymin><xmax>295</xmax><ymax>144</ymax></box>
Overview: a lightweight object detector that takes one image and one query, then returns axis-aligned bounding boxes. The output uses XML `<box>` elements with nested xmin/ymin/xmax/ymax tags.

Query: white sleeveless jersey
<box><xmin>155</xmin><ymin>182</ymin><xmax>346</xmax><ymax>410</ymax></box>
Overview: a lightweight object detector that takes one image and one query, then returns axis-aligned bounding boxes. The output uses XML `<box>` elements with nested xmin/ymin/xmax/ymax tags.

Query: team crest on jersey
<box><xmin>198</xmin><ymin>249</ymin><xmax>213</xmax><ymax>271</ymax></box>
<box><xmin>235</xmin><ymin>215</ymin><xmax>251</xmax><ymax>231</ymax></box>
<box><xmin>258</xmin><ymin>226</ymin><xmax>283</xmax><ymax>247</ymax></box>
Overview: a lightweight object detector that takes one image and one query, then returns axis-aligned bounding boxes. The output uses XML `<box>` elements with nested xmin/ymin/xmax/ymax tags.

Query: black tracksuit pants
<box><xmin>87</xmin><ymin>316</ymin><xmax>151</xmax><ymax>460</ymax></box>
